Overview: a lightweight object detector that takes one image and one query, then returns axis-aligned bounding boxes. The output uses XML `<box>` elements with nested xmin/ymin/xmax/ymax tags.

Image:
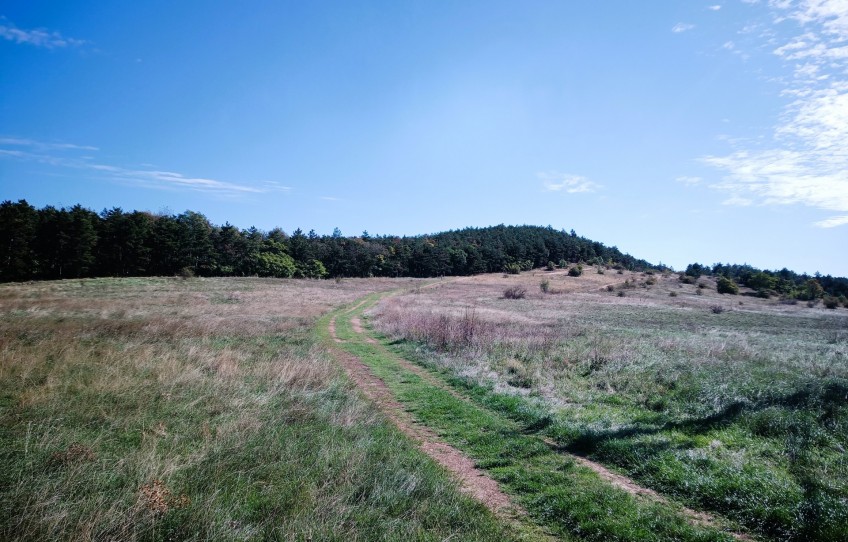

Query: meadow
<box><xmin>2</xmin><ymin>271</ymin><xmax>845</xmax><ymax>541</ymax></box>
<box><xmin>0</xmin><ymin>277</ymin><xmax>520</xmax><ymax>541</ymax></box>
<box><xmin>371</xmin><ymin>268</ymin><xmax>848</xmax><ymax>541</ymax></box>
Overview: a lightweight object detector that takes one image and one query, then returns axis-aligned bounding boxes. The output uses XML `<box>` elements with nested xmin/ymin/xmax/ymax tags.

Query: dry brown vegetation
<box><xmin>0</xmin><ymin>276</ymin><xmax>516</xmax><ymax>542</ymax></box>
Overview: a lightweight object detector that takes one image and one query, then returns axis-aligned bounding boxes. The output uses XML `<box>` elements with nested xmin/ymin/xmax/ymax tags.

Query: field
<box><xmin>0</xmin><ymin>277</ymin><xmax>522</xmax><ymax>541</ymax></box>
<box><xmin>371</xmin><ymin>268</ymin><xmax>848</xmax><ymax>540</ymax></box>
<box><xmin>1</xmin><ymin>272</ymin><xmax>846</xmax><ymax>541</ymax></box>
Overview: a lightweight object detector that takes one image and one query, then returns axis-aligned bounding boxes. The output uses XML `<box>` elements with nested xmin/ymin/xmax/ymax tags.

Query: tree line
<box><xmin>683</xmin><ymin>262</ymin><xmax>848</xmax><ymax>304</ymax></box>
<box><xmin>0</xmin><ymin>200</ymin><xmax>650</xmax><ymax>282</ymax></box>
<box><xmin>2</xmin><ymin>200</ymin><xmax>845</xmax><ymax>302</ymax></box>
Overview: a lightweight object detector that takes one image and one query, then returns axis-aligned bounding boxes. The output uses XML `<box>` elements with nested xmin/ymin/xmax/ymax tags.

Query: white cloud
<box><xmin>704</xmin><ymin>0</ymin><xmax>848</xmax><ymax>227</ymax></box>
<box><xmin>708</xmin><ymin>5</ymin><xmax>722</xmax><ymax>11</ymax></box>
<box><xmin>0</xmin><ymin>19</ymin><xmax>85</xmax><ymax>48</ymax></box>
<box><xmin>0</xmin><ymin>137</ymin><xmax>287</xmax><ymax>197</ymax></box>
<box><xmin>815</xmin><ymin>215</ymin><xmax>848</xmax><ymax>228</ymax></box>
<box><xmin>673</xmin><ymin>23</ymin><xmax>696</xmax><ymax>33</ymax></box>
<box><xmin>676</xmin><ymin>176</ymin><xmax>703</xmax><ymax>185</ymax></box>
<box><xmin>539</xmin><ymin>172</ymin><xmax>601</xmax><ymax>194</ymax></box>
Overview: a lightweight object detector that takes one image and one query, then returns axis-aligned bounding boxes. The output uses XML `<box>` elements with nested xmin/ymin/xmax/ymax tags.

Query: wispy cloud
<box><xmin>673</xmin><ymin>23</ymin><xmax>695</xmax><ymax>33</ymax></box>
<box><xmin>0</xmin><ymin>137</ymin><xmax>98</xmax><ymax>151</ymax></box>
<box><xmin>704</xmin><ymin>0</ymin><xmax>848</xmax><ymax>227</ymax></box>
<box><xmin>0</xmin><ymin>18</ymin><xmax>86</xmax><ymax>49</ymax></box>
<box><xmin>0</xmin><ymin>137</ymin><xmax>289</xmax><ymax>197</ymax></box>
<box><xmin>539</xmin><ymin>172</ymin><xmax>601</xmax><ymax>194</ymax></box>
<box><xmin>708</xmin><ymin>5</ymin><xmax>722</xmax><ymax>11</ymax></box>
<box><xmin>676</xmin><ymin>176</ymin><xmax>703</xmax><ymax>186</ymax></box>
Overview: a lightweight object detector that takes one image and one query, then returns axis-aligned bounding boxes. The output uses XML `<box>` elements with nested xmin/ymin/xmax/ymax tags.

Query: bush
<box><xmin>710</xmin><ymin>305</ymin><xmax>725</xmax><ymax>314</ymax></box>
<box><xmin>823</xmin><ymin>296</ymin><xmax>839</xmax><ymax>309</ymax></box>
<box><xmin>678</xmin><ymin>274</ymin><xmax>696</xmax><ymax>285</ymax></box>
<box><xmin>716</xmin><ymin>276</ymin><xmax>739</xmax><ymax>295</ymax></box>
<box><xmin>597</xmin><ymin>267</ymin><xmax>605</xmax><ymax>274</ymax></box>
<box><xmin>669</xmin><ymin>291</ymin><xmax>678</xmax><ymax>297</ymax></box>
<box><xmin>503</xmin><ymin>286</ymin><xmax>527</xmax><ymax>299</ymax></box>
<box><xmin>617</xmin><ymin>291</ymin><xmax>625</xmax><ymax>297</ymax></box>
<box><xmin>539</xmin><ymin>279</ymin><xmax>550</xmax><ymax>293</ymax></box>
<box><xmin>179</xmin><ymin>266</ymin><xmax>195</xmax><ymax>279</ymax></box>
<box><xmin>568</xmin><ymin>265</ymin><xmax>583</xmax><ymax>277</ymax></box>
<box><xmin>546</xmin><ymin>261</ymin><xmax>556</xmax><ymax>271</ymax></box>
<box><xmin>503</xmin><ymin>263</ymin><xmax>522</xmax><ymax>275</ymax></box>
<box><xmin>257</xmin><ymin>252</ymin><xmax>296</xmax><ymax>278</ymax></box>
<box><xmin>606</xmin><ymin>285</ymin><xmax>614</xmax><ymax>292</ymax></box>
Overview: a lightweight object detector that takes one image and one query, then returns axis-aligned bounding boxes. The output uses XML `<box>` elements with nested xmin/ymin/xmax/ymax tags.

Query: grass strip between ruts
<box><xmin>323</xmin><ymin>294</ymin><xmax>739</xmax><ymax>542</ymax></box>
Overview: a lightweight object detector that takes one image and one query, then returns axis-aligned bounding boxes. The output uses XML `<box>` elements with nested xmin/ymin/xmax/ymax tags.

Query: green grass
<box><xmin>372</xmin><ymin>278</ymin><xmax>848</xmax><ymax>541</ymax></box>
<box><xmin>330</xmin><ymin>296</ymin><xmax>737</xmax><ymax>541</ymax></box>
<box><xmin>0</xmin><ymin>278</ymin><xmax>518</xmax><ymax>541</ymax></box>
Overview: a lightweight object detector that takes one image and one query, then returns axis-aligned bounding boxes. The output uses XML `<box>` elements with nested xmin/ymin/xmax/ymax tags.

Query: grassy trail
<box><xmin>320</xmin><ymin>291</ymin><xmax>747</xmax><ymax>542</ymax></box>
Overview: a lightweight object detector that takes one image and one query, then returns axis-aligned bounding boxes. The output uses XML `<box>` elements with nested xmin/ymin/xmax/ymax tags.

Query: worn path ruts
<box><xmin>326</xmin><ymin>288</ymin><xmax>750</xmax><ymax>541</ymax></box>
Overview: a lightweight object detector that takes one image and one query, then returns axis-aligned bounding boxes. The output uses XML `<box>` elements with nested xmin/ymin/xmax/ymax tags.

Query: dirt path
<box><xmin>350</xmin><ymin>316</ymin><xmax>377</xmax><ymax>344</ymax></box>
<box><xmin>344</xmin><ymin>297</ymin><xmax>750</xmax><ymax>541</ymax></box>
<box><xmin>328</xmin><ymin>316</ymin><xmax>342</xmax><ymax>343</ymax></box>
<box><xmin>327</xmin><ymin>316</ymin><xmax>517</xmax><ymax>514</ymax></box>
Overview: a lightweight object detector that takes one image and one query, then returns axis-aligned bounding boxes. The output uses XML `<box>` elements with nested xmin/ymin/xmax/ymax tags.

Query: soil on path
<box><xmin>327</xmin><ymin>316</ymin><xmax>517</xmax><ymax>514</ymax></box>
<box><xmin>330</xmin><ymin>291</ymin><xmax>750</xmax><ymax>541</ymax></box>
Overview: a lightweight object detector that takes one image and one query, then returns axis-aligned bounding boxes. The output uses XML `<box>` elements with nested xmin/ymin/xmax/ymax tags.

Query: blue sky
<box><xmin>2</xmin><ymin>1</ymin><xmax>847</xmax><ymax>275</ymax></box>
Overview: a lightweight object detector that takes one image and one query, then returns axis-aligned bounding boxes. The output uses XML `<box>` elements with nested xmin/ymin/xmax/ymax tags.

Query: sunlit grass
<box><xmin>371</xmin><ymin>270</ymin><xmax>848</xmax><ymax>541</ymax></box>
<box><xmin>0</xmin><ymin>277</ymin><xmax>515</xmax><ymax>541</ymax></box>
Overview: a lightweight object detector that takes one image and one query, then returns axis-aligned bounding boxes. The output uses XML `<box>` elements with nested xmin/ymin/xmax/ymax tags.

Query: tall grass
<box><xmin>0</xmin><ymin>277</ymin><xmax>513</xmax><ymax>541</ymax></box>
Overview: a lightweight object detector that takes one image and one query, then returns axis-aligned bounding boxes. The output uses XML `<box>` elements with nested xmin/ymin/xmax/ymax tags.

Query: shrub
<box><xmin>823</xmin><ymin>296</ymin><xmax>839</xmax><ymax>309</ymax></box>
<box><xmin>678</xmin><ymin>274</ymin><xmax>695</xmax><ymax>285</ymax></box>
<box><xmin>503</xmin><ymin>286</ymin><xmax>527</xmax><ymax>299</ymax></box>
<box><xmin>539</xmin><ymin>279</ymin><xmax>550</xmax><ymax>293</ymax></box>
<box><xmin>696</xmin><ymin>289</ymin><xmax>703</xmax><ymax>296</ymax></box>
<box><xmin>669</xmin><ymin>291</ymin><xmax>678</xmax><ymax>297</ymax></box>
<box><xmin>645</xmin><ymin>277</ymin><xmax>656</xmax><ymax>286</ymax></box>
<box><xmin>179</xmin><ymin>266</ymin><xmax>195</xmax><ymax>279</ymax></box>
<box><xmin>568</xmin><ymin>265</ymin><xmax>583</xmax><ymax>277</ymax></box>
<box><xmin>505</xmin><ymin>359</ymin><xmax>532</xmax><ymax>388</ymax></box>
<box><xmin>546</xmin><ymin>261</ymin><xmax>556</xmax><ymax>271</ymax></box>
<box><xmin>716</xmin><ymin>276</ymin><xmax>739</xmax><ymax>295</ymax></box>
<box><xmin>597</xmin><ymin>267</ymin><xmax>605</xmax><ymax>274</ymax></box>
<box><xmin>710</xmin><ymin>305</ymin><xmax>725</xmax><ymax>314</ymax></box>
<box><xmin>503</xmin><ymin>263</ymin><xmax>522</xmax><ymax>275</ymax></box>
<box><xmin>258</xmin><ymin>252</ymin><xmax>296</xmax><ymax>278</ymax></box>
<box><xmin>617</xmin><ymin>291</ymin><xmax>625</xmax><ymax>297</ymax></box>
<box><xmin>606</xmin><ymin>285</ymin><xmax>614</xmax><ymax>292</ymax></box>
<box><xmin>698</xmin><ymin>282</ymin><xmax>707</xmax><ymax>289</ymax></box>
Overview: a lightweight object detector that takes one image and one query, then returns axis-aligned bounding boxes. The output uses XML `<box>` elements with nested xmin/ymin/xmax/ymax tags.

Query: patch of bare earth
<box><xmin>327</xmin><ymin>319</ymin><xmax>516</xmax><ymax>514</ymax></box>
<box><xmin>350</xmin><ymin>317</ymin><xmax>377</xmax><ymax>344</ymax></box>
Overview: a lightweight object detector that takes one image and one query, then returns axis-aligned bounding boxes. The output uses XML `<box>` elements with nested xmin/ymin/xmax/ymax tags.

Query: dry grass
<box><xmin>1</xmin><ymin>276</ymin><xmax>513</xmax><ymax>542</ymax></box>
